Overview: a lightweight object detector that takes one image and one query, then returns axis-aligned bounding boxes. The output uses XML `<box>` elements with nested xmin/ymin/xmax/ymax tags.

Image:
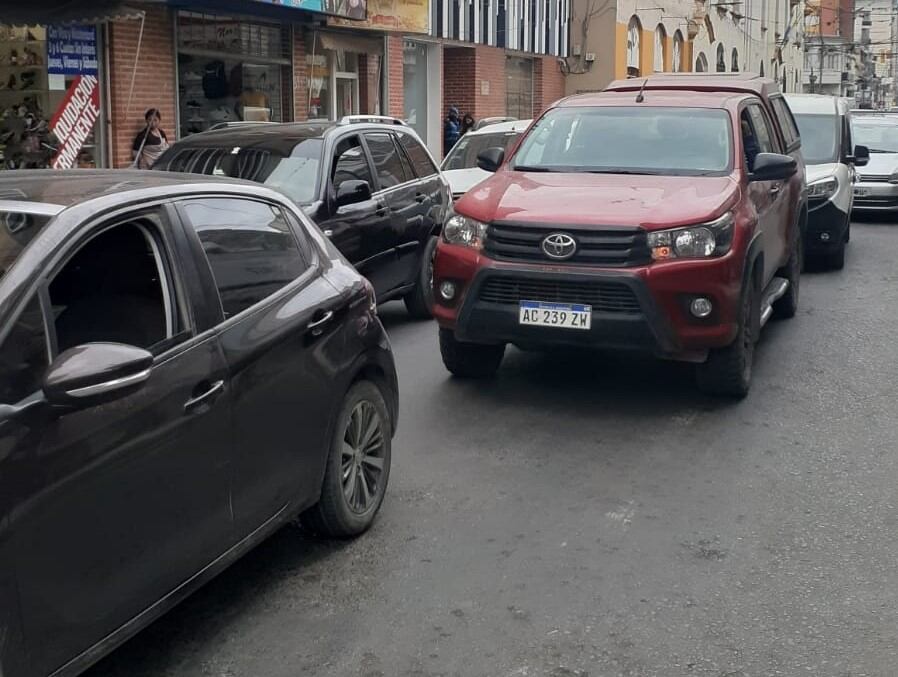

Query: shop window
<box><xmin>506</xmin><ymin>56</ymin><xmax>534</xmax><ymax>120</ymax></box>
<box><xmin>403</xmin><ymin>41</ymin><xmax>429</xmax><ymax>143</ymax></box>
<box><xmin>177</xmin><ymin>12</ymin><xmax>292</xmax><ymax>137</ymax></box>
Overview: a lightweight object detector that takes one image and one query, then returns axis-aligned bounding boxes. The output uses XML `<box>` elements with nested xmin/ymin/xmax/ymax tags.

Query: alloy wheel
<box><xmin>341</xmin><ymin>400</ymin><xmax>386</xmax><ymax>514</ymax></box>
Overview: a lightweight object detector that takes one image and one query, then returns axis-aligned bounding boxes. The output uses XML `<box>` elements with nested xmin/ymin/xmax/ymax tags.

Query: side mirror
<box><xmin>849</xmin><ymin>144</ymin><xmax>870</xmax><ymax>167</ymax></box>
<box><xmin>335</xmin><ymin>180</ymin><xmax>372</xmax><ymax>208</ymax></box>
<box><xmin>477</xmin><ymin>147</ymin><xmax>505</xmax><ymax>173</ymax></box>
<box><xmin>750</xmin><ymin>152</ymin><xmax>797</xmax><ymax>181</ymax></box>
<box><xmin>42</xmin><ymin>342</ymin><xmax>153</xmax><ymax>408</ymax></box>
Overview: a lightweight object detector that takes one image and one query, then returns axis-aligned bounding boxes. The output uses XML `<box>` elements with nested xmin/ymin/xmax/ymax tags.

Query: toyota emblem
<box><xmin>541</xmin><ymin>232</ymin><xmax>577</xmax><ymax>260</ymax></box>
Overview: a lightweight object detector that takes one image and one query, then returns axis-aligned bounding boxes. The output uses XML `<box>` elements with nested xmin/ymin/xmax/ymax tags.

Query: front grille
<box><xmin>478</xmin><ymin>277</ymin><xmax>642</xmax><ymax>314</ymax></box>
<box><xmin>484</xmin><ymin>222</ymin><xmax>650</xmax><ymax>267</ymax></box>
<box><xmin>858</xmin><ymin>174</ymin><xmax>893</xmax><ymax>183</ymax></box>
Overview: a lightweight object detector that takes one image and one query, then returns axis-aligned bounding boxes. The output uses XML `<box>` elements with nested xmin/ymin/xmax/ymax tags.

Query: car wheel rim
<box><xmin>341</xmin><ymin>401</ymin><xmax>386</xmax><ymax>514</ymax></box>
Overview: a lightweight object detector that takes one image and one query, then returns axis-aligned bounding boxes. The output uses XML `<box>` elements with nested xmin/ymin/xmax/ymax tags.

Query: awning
<box><xmin>314</xmin><ymin>30</ymin><xmax>383</xmax><ymax>56</ymax></box>
<box><xmin>0</xmin><ymin>0</ymin><xmax>149</xmax><ymax>26</ymax></box>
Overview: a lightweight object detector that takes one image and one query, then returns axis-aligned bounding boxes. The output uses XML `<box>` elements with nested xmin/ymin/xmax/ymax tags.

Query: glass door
<box><xmin>335</xmin><ymin>76</ymin><xmax>358</xmax><ymax>118</ymax></box>
<box><xmin>403</xmin><ymin>41</ymin><xmax>428</xmax><ymax>142</ymax></box>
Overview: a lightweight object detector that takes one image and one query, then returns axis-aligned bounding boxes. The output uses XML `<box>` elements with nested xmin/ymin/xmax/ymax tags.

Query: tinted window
<box><xmin>155</xmin><ymin>140</ymin><xmax>323</xmax><ymax>204</ymax></box>
<box><xmin>183</xmin><ymin>199</ymin><xmax>307</xmax><ymax>318</ymax></box>
<box><xmin>747</xmin><ymin>105</ymin><xmax>776</xmax><ymax>153</ymax></box>
<box><xmin>771</xmin><ymin>97</ymin><xmax>800</xmax><ymax>148</ymax></box>
<box><xmin>332</xmin><ymin>135</ymin><xmax>375</xmax><ymax>193</ymax></box>
<box><xmin>443</xmin><ymin>131</ymin><xmax>524</xmax><ymax>170</ymax></box>
<box><xmin>0</xmin><ymin>297</ymin><xmax>47</xmax><ymax>403</ymax></box>
<box><xmin>792</xmin><ymin>114</ymin><xmax>838</xmax><ymax>164</ymax></box>
<box><xmin>513</xmin><ymin>107</ymin><xmax>732</xmax><ymax>175</ymax></box>
<box><xmin>399</xmin><ymin>133</ymin><xmax>438</xmax><ymax>177</ymax></box>
<box><xmin>364</xmin><ymin>132</ymin><xmax>410</xmax><ymax>189</ymax></box>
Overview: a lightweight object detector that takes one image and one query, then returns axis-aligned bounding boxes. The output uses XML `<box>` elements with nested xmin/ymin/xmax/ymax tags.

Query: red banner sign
<box><xmin>50</xmin><ymin>75</ymin><xmax>101</xmax><ymax>170</ymax></box>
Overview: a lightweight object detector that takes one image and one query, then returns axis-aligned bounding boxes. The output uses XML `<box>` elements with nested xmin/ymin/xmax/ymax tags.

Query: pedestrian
<box><xmin>131</xmin><ymin>108</ymin><xmax>169</xmax><ymax>169</ymax></box>
<box><xmin>444</xmin><ymin>106</ymin><xmax>461</xmax><ymax>155</ymax></box>
<box><xmin>461</xmin><ymin>112</ymin><xmax>476</xmax><ymax>136</ymax></box>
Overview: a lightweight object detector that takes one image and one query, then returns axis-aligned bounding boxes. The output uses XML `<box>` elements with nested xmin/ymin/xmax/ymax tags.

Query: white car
<box><xmin>441</xmin><ymin>119</ymin><xmax>532</xmax><ymax>198</ymax></box>
<box><xmin>850</xmin><ymin>114</ymin><xmax>898</xmax><ymax>213</ymax></box>
<box><xmin>786</xmin><ymin>94</ymin><xmax>869</xmax><ymax>269</ymax></box>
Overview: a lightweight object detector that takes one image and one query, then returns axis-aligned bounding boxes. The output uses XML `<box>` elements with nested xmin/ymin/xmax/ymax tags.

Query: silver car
<box><xmin>851</xmin><ymin>115</ymin><xmax>898</xmax><ymax>212</ymax></box>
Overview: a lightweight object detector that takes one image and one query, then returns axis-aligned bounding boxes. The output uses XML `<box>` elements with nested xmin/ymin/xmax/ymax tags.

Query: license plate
<box><xmin>855</xmin><ymin>187</ymin><xmax>869</xmax><ymax>196</ymax></box>
<box><xmin>518</xmin><ymin>301</ymin><xmax>592</xmax><ymax>330</ymax></box>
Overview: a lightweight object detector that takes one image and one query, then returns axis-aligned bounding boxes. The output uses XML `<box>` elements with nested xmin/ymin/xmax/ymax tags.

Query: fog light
<box><xmin>439</xmin><ymin>281</ymin><xmax>457</xmax><ymax>301</ymax></box>
<box><xmin>820</xmin><ymin>232</ymin><xmax>831</xmax><ymax>242</ymax></box>
<box><xmin>690</xmin><ymin>297</ymin><xmax>713</xmax><ymax>318</ymax></box>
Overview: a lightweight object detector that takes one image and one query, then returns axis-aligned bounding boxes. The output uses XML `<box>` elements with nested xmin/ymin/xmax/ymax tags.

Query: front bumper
<box><xmin>853</xmin><ymin>181</ymin><xmax>898</xmax><ymax>211</ymax></box>
<box><xmin>432</xmin><ymin>243</ymin><xmax>745</xmax><ymax>358</ymax></box>
<box><xmin>806</xmin><ymin>198</ymin><xmax>849</xmax><ymax>253</ymax></box>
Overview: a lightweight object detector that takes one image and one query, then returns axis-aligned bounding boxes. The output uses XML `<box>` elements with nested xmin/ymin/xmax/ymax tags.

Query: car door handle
<box><xmin>306</xmin><ymin>310</ymin><xmax>334</xmax><ymax>337</ymax></box>
<box><xmin>770</xmin><ymin>184</ymin><xmax>781</xmax><ymax>196</ymax></box>
<box><xmin>323</xmin><ymin>228</ymin><xmax>333</xmax><ymax>237</ymax></box>
<box><xmin>375</xmin><ymin>204</ymin><xmax>388</xmax><ymax>217</ymax></box>
<box><xmin>415</xmin><ymin>193</ymin><xmax>427</xmax><ymax>203</ymax></box>
<box><xmin>184</xmin><ymin>380</ymin><xmax>224</xmax><ymax>413</ymax></box>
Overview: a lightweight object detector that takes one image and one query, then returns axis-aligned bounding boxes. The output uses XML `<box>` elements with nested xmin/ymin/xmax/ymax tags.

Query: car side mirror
<box><xmin>477</xmin><ymin>147</ymin><xmax>505</xmax><ymax>173</ymax></box>
<box><xmin>749</xmin><ymin>152</ymin><xmax>797</xmax><ymax>181</ymax></box>
<box><xmin>849</xmin><ymin>144</ymin><xmax>870</xmax><ymax>167</ymax></box>
<box><xmin>42</xmin><ymin>342</ymin><xmax>153</xmax><ymax>408</ymax></box>
<box><xmin>335</xmin><ymin>180</ymin><xmax>372</xmax><ymax>208</ymax></box>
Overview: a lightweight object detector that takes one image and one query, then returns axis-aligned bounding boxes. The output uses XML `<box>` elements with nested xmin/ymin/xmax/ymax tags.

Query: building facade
<box><xmin>853</xmin><ymin>0</ymin><xmax>897</xmax><ymax>107</ymax></box>
<box><xmin>564</xmin><ymin>0</ymin><xmax>805</xmax><ymax>95</ymax></box>
<box><xmin>803</xmin><ymin>0</ymin><xmax>857</xmax><ymax>97</ymax></box>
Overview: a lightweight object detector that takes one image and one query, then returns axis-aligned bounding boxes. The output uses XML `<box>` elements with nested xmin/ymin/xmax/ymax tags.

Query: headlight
<box><xmin>807</xmin><ymin>176</ymin><xmax>838</xmax><ymax>199</ymax></box>
<box><xmin>889</xmin><ymin>171</ymin><xmax>898</xmax><ymax>184</ymax></box>
<box><xmin>647</xmin><ymin>212</ymin><xmax>734</xmax><ymax>261</ymax></box>
<box><xmin>443</xmin><ymin>213</ymin><xmax>488</xmax><ymax>249</ymax></box>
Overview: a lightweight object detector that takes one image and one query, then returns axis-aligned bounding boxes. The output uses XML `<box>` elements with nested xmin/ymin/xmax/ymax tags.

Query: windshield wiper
<box><xmin>513</xmin><ymin>165</ymin><xmax>556</xmax><ymax>172</ymax></box>
<box><xmin>584</xmin><ymin>169</ymin><xmax>662</xmax><ymax>175</ymax></box>
<box><xmin>865</xmin><ymin>148</ymin><xmax>893</xmax><ymax>153</ymax></box>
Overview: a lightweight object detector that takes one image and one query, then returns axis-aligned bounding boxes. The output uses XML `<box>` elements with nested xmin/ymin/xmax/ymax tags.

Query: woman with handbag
<box><xmin>131</xmin><ymin>108</ymin><xmax>169</xmax><ymax>169</ymax></box>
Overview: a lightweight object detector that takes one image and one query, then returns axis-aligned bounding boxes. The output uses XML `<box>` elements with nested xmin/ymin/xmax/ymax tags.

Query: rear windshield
<box><xmin>0</xmin><ymin>211</ymin><xmax>52</xmax><ymax>280</ymax></box>
<box><xmin>792</xmin><ymin>114</ymin><xmax>838</xmax><ymax>164</ymax></box>
<box><xmin>512</xmin><ymin>106</ymin><xmax>733</xmax><ymax>176</ymax></box>
<box><xmin>154</xmin><ymin>139</ymin><xmax>323</xmax><ymax>204</ymax></box>
<box><xmin>851</xmin><ymin>121</ymin><xmax>898</xmax><ymax>154</ymax></box>
<box><xmin>443</xmin><ymin>131</ymin><xmax>524</xmax><ymax>171</ymax></box>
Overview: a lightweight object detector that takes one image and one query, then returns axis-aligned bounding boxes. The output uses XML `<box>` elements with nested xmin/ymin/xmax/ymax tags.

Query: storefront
<box><xmin>305</xmin><ymin>31</ymin><xmax>384</xmax><ymax>121</ymax></box>
<box><xmin>0</xmin><ymin>22</ymin><xmax>108</xmax><ymax>171</ymax></box>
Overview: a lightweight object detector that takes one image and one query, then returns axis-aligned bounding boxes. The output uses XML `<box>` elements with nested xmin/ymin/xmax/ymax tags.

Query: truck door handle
<box><xmin>306</xmin><ymin>310</ymin><xmax>334</xmax><ymax>337</ymax></box>
<box><xmin>184</xmin><ymin>380</ymin><xmax>224</xmax><ymax>413</ymax></box>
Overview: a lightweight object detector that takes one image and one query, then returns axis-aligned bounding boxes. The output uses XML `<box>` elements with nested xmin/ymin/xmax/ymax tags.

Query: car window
<box><xmin>0</xmin><ymin>296</ymin><xmax>48</xmax><ymax>404</ymax></box>
<box><xmin>182</xmin><ymin>198</ymin><xmax>308</xmax><ymax>319</ymax></box>
<box><xmin>851</xmin><ymin>121</ymin><xmax>898</xmax><ymax>153</ymax></box>
<box><xmin>332</xmin><ymin>135</ymin><xmax>375</xmax><ymax>194</ymax></box>
<box><xmin>791</xmin><ymin>113</ymin><xmax>838</xmax><ymax>164</ymax></box>
<box><xmin>0</xmin><ymin>210</ymin><xmax>53</xmax><ymax>280</ymax></box>
<box><xmin>49</xmin><ymin>216</ymin><xmax>184</xmax><ymax>355</ymax></box>
<box><xmin>393</xmin><ymin>135</ymin><xmax>416</xmax><ymax>179</ymax></box>
<box><xmin>443</xmin><ymin>131</ymin><xmax>523</xmax><ymax>171</ymax></box>
<box><xmin>364</xmin><ymin>132</ymin><xmax>410</xmax><ymax>189</ymax></box>
<box><xmin>842</xmin><ymin>116</ymin><xmax>853</xmax><ymax>157</ymax></box>
<box><xmin>771</xmin><ymin>97</ymin><xmax>801</xmax><ymax>148</ymax></box>
<box><xmin>746</xmin><ymin>105</ymin><xmax>777</xmax><ymax>154</ymax></box>
<box><xmin>399</xmin><ymin>133</ymin><xmax>438</xmax><ymax>177</ymax></box>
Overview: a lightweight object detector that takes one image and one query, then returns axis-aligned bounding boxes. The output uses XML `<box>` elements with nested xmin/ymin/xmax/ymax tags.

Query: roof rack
<box><xmin>338</xmin><ymin>115</ymin><xmax>407</xmax><ymax>126</ymax></box>
<box><xmin>206</xmin><ymin>121</ymin><xmax>278</xmax><ymax>132</ymax></box>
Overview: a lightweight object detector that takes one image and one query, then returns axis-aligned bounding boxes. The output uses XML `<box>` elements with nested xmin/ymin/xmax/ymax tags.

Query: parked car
<box><xmin>0</xmin><ymin>171</ymin><xmax>398</xmax><ymax>677</ymax></box>
<box><xmin>850</xmin><ymin>114</ymin><xmax>898</xmax><ymax>213</ymax></box>
<box><xmin>441</xmin><ymin>119</ymin><xmax>532</xmax><ymax>198</ymax></box>
<box><xmin>154</xmin><ymin>116</ymin><xmax>451</xmax><ymax>318</ymax></box>
<box><xmin>786</xmin><ymin>94</ymin><xmax>869</xmax><ymax>269</ymax></box>
<box><xmin>432</xmin><ymin>74</ymin><xmax>806</xmax><ymax>397</ymax></box>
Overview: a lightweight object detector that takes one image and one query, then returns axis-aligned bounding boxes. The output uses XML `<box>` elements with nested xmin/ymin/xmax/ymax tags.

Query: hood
<box><xmin>806</xmin><ymin>163</ymin><xmax>842</xmax><ymax>183</ymax></box>
<box><xmin>455</xmin><ymin>170</ymin><xmax>739</xmax><ymax>230</ymax></box>
<box><xmin>857</xmin><ymin>153</ymin><xmax>898</xmax><ymax>178</ymax></box>
<box><xmin>443</xmin><ymin>167</ymin><xmax>490</xmax><ymax>196</ymax></box>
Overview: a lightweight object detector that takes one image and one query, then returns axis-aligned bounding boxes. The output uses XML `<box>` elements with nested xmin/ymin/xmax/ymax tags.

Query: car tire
<box><xmin>403</xmin><ymin>236</ymin><xmax>438</xmax><ymax>320</ymax></box>
<box><xmin>301</xmin><ymin>381</ymin><xmax>392</xmax><ymax>539</ymax></box>
<box><xmin>439</xmin><ymin>328</ymin><xmax>505</xmax><ymax>378</ymax></box>
<box><xmin>696</xmin><ymin>280</ymin><xmax>755</xmax><ymax>399</ymax></box>
<box><xmin>773</xmin><ymin>230</ymin><xmax>801</xmax><ymax>320</ymax></box>
<box><xmin>827</xmin><ymin>242</ymin><xmax>846</xmax><ymax>270</ymax></box>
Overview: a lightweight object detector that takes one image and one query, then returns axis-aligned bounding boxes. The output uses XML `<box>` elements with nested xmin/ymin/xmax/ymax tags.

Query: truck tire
<box><xmin>773</xmin><ymin>229</ymin><xmax>801</xmax><ymax>319</ymax></box>
<box><xmin>696</xmin><ymin>281</ymin><xmax>755</xmax><ymax>398</ymax></box>
<box><xmin>404</xmin><ymin>236</ymin><xmax>437</xmax><ymax>319</ymax></box>
<box><xmin>439</xmin><ymin>328</ymin><xmax>505</xmax><ymax>378</ymax></box>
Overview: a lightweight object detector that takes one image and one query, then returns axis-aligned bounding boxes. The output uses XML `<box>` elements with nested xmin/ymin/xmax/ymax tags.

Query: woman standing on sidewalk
<box><xmin>132</xmin><ymin>108</ymin><xmax>169</xmax><ymax>169</ymax></box>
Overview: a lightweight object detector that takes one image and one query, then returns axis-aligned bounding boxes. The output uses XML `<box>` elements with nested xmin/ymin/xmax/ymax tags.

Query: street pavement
<box><xmin>87</xmin><ymin>217</ymin><xmax>898</xmax><ymax>677</ymax></box>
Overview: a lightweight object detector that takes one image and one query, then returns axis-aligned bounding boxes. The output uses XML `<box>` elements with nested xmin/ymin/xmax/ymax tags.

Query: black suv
<box><xmin>154</xmin><ymin>116</ymin><xmax>450</xmax><ymax>317</ymax></box>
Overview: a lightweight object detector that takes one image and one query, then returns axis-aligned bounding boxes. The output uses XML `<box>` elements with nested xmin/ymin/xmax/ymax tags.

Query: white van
<box><xmin>785</xmin><ymin>94</ymin><xmax>869</xmax><ymax>269</ymax></box>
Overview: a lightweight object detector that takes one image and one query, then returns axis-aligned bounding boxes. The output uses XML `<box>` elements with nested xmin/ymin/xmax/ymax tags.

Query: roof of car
<box><xmin>0</xmin><ymin>169</ymin><xmax>245</xmax><ymax>210</ymax></box>
<box><xmin>467</xmin><ymin>119</ymin><xmax>533</xmax><ymax>135</ymax></box>
<box><xmin>851</xmin><ymin>114</ymin><xmax>898</xmax><ymax>126</ymax></box>
<box><xmin>558</xmin><ymin>89</ymin><xmax>748</xmax><ymax>109</ymax></box>
<box><xmin>604</xmin><ymin>73</ymin><xmax>782</xmax><ymax>99</ymax></box>
<box><xmin>784</xmin><ymin>94</ymin><xmax>849</xmax><ymax>115</ymax></box>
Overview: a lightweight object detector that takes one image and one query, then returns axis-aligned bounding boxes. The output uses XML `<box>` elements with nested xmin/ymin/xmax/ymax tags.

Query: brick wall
<box><xmin>386</xmin><ymin>35</ymin><xmax>404</xmax><ymax>118</ymax></box>
<box><xmin>293</xmin><ymin>25</ymin><xmax>308</xmax><ymax>121</ymax></box>
<box><xmin>473</xmin><ymin>45</ymin><xmax>506</xmax><ymax>118</ymax></box>
<box><xmin>107</xmin><ymin>5</ymin><xmax>176</xmax><ymax>168</ymax></box>
<box><xmin>443</xmin><ymin>46</ymin><xmax>476</xmax><ymax>117</ymax></box>
<box><xmin>533</xmin><ymin>55</ymin><xmax>564</xmax><ymax>117</ymax></box>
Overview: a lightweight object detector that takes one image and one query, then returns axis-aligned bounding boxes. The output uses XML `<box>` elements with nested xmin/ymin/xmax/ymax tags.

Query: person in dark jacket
<box><xmin>461</xmin><ymin>112</ymin><xmax>476</xmax><ymax>136</ymax></box>
<box><xmin>444</xmin><ymin>106</ymin><xmax>461</xmax><ymax>155</ymax></box>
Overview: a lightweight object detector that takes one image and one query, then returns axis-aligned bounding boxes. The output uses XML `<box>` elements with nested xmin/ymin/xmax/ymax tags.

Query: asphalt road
<box><xmin>88</xmin><ymin>217</ymin><xmax>898</xmax><ymax>677</ymax></box>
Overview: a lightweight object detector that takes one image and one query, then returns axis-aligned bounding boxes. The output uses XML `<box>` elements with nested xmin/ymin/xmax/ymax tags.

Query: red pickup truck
<box><xmin>431</xmin><ymin>74</ymin><xmax>807</xmax><ymax>397</ymax></box>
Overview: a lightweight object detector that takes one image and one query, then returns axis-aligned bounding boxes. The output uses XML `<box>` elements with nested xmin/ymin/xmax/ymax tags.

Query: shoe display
<box><xmin>208</xmin><ymin>106</ymin><xmax>234</xmax><ymax>122</ymax></box>
<box><xmin>181</xmin><ymin>71</ymin><xmax>202</xmax><ymax>83</ymax></box>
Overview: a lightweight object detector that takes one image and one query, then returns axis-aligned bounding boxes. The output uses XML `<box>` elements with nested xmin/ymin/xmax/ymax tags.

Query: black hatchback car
<box><xmin>153</xmin><ymin>117</ymin><xmax>451</xmax><ymax>318</ymax></box>
<box><xmin>0</xmin><ymin>171</ymin><xmax>398</xmax><ymax>677</ymax></box>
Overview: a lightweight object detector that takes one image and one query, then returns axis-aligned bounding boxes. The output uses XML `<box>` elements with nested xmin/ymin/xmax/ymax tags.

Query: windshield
<box><xmin>155</xmin><ymin>139</ymin><xmax>323</xmax><ymax>203</ymax></box>
<box><xmin>793</xmin><ymin>114</ymin><xmax>839</xmax><ymax>164</ymax></box>
<box><xmin>851</xmin><ymin>121</ymin><xmax>898</xmax><ymax>153</ymax></box>
<box><xmin>0</xmin><ymin>211</ymin><xmax>52</xmax><ymax>280</ymax></box>
<box><xmin>512</xmin><ymin>106</ymin><xmax>733</xmax><ymax>175</ymax></box>
<box><xmin>443</xmin><ymin>131</ymin><xmax>524</xmax><ymax>171</ymax></box>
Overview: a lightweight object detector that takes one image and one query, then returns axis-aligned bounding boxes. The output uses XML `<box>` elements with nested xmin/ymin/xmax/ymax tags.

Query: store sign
<box><xmin>47</xmin><ymin>25</ymin><xmax>99</xmax><ymax>76</ymax></box>
<box><xmin>50</xmin><ymin>75</ymin><xmax>101</xmax><ymax>170</ymax></box>
<box><xmin>329</xmin><ymin>0</ymin><xmax>427</xmax><ymax>33</ymax></box>
<box><xmin>251</xmin><ymin>0</ymin><xmax>367</xmax><ymax>20</ymax></box>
